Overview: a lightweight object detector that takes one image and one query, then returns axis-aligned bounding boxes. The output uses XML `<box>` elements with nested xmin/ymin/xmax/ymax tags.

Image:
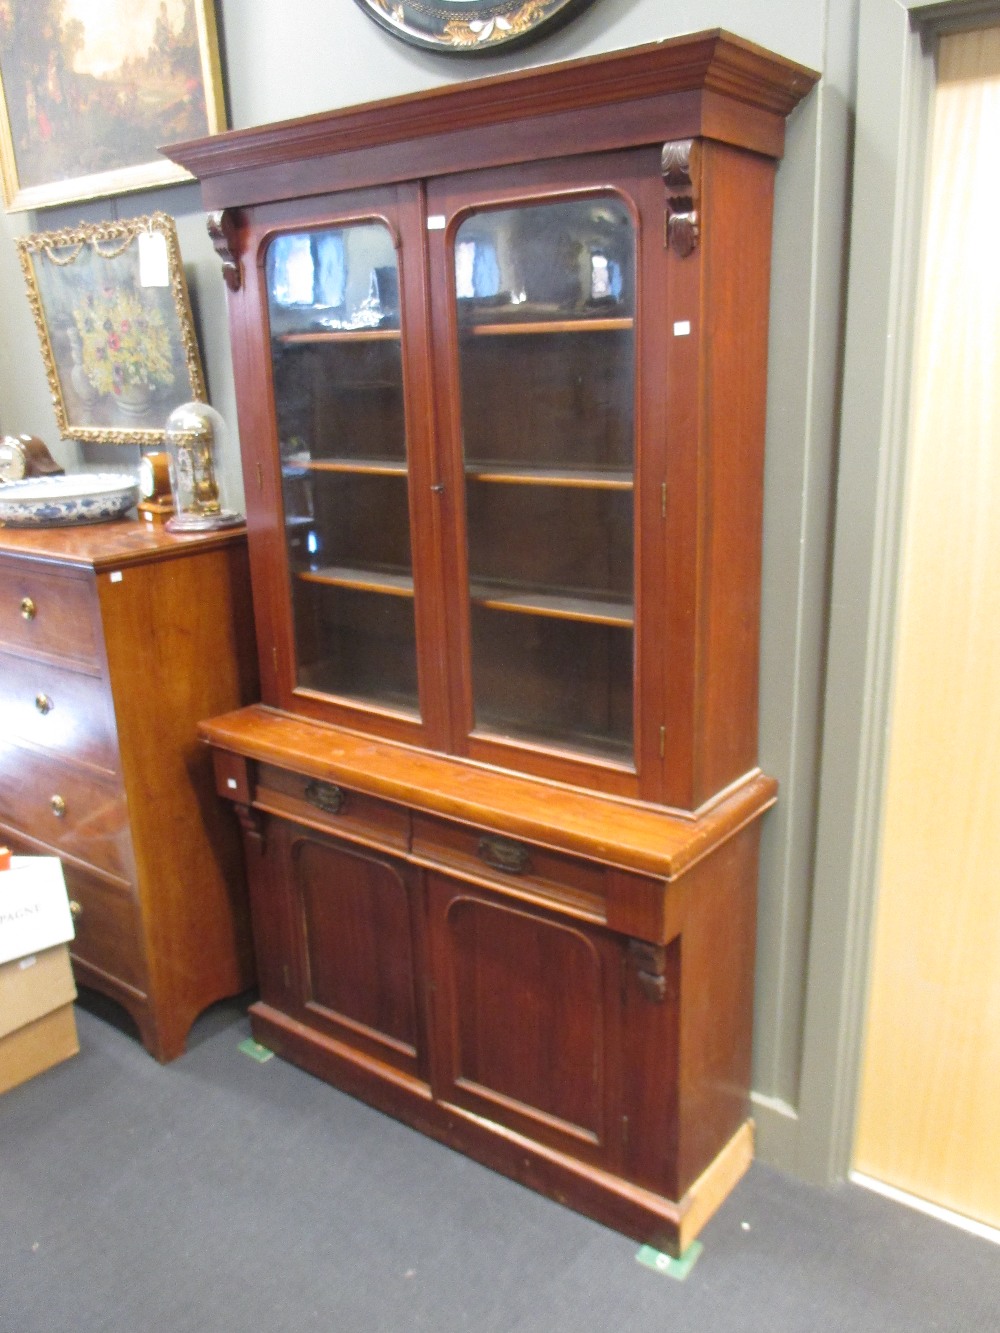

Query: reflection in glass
<box><xmin>266</xmin><ymin>220</ymin><xmax>418</xmax><ymax>716</ymax></box>
<box><xmin>455</xmin><ymin>194</ymin><xmax>636</xmax><ymax>763</ymax></box>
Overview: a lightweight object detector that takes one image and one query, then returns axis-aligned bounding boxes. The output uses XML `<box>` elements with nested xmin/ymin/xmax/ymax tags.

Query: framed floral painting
<box><xmin>16</xmin><ymin>212</ymin><xmax>206</xmax><ymax>445</ymax></box>
<box><xmin>0</xmin><ymin>0</ymin><xmax>226</xmax><ymax>212</ymax></box>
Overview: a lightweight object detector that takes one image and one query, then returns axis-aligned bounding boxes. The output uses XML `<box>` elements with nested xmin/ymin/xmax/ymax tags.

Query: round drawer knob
<box><xmin>69</xmin><ymin>900</ymin><xmax>83</xmax><ymax>920</ymax></box>
<box><xmin>34</xmin><ymin>693</ymin><xmax>53</xmax><ymax>715</ymax></box>
<box><xmin>20</xmin><ymin>596</ymin><xmax>37</xmax><ymax>621</ymax></box>
<box><xmin>50</xmin><ymin>794</ymin><xmax>67</xmax><ymax>818</ymax></box>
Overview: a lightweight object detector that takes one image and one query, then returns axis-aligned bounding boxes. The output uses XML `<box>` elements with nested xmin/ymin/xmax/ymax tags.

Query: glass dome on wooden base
<box><xmin>164</xmin><ymin>402</ymin><xmax>243</xmax><ymax>532</ymax></box>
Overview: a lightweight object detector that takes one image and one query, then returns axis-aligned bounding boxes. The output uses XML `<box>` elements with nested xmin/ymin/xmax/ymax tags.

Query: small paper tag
<box><xmin>138</xmin><ymin>229</ymin><xmax>170</xmax><ymax>287</ymax></box>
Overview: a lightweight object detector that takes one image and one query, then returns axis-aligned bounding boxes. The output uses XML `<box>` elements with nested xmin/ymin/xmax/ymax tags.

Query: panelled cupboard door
<box><xmin>268</xmin><ymin>820</ymin><xmax>431</xmax><ymax>1086</ymax></box>
<box><xmin>424</xmin><ymin>871</ymin><xmax>682</xmax><ymax>1197</ymax></box>
<box><xmin>425</xmin><ymin>873</ymin><xmax>623</xmax><ymax>1167</ymax></box>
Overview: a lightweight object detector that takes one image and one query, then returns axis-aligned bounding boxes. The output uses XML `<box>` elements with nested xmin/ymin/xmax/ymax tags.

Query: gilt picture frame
<box><xmin>0</xmin><ymin>1</ymin><xmax>226</xmax><ymax>212</ymax></box>
<box><xmin>16</xmin><ymin>212</ymin><xmax>206</xmax><ymax>445</ymax></box>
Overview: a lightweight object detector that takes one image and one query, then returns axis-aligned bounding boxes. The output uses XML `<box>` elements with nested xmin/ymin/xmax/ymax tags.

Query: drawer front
<box><xmin>0</xmin><ymin>649</ymin><xmax>118</xmax><ymax>772</ymax></box>
<box><xmin>0</xmin><ymin>559</ymin><xmax>100</xmax><ymax>668</ymax></box>
<box><xmin>411</xmin><ymin>812</ymin><xmax>607</xmax><ymax>921</ymax></box>
<box><xmin>255</xmin><ymin>764</ymin><xmax>410</xmax><ymax>852</ymax></box>
<box><xmin>62</xmin><ymin>863</ymin><xmax>146</xmax><ymax>993</ymax></box>
<box><xmin>0</xmin><ymin>737</ymin><xmax>132</xmax><ymax>880</ymax></box>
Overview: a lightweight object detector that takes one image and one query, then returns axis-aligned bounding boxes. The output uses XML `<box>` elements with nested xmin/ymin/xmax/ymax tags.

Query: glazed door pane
<box><xmin>266</xmin><ymin>222</ymin><xmax>419</xmax><ymax>715</ymax></box>
<box><xmin>453</xmin><ymin>195</ymin><xmax>636</xmax><ymax>762</ymax></box>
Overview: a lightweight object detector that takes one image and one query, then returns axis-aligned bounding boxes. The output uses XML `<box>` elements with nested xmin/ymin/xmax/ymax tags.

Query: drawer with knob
<box><xmin>59</xmin><ymin>861</ymin><xmax>147</xmax><ymax>994</ymax></box>
<box><xmin>410</xmin><ymin>811</ymin><xmax>607</xmax><ymax>924</ymax></box>
<box><xmin>0</xmin><ymin>558</ymin><xmax>101</xmax><ymax>668</ymax></box>
<box><xmin>253</xmin><ymin>763</ymin><xmax>410</xmax><ymax>852</ymax></box>
<box><xmin>0</xmin><ymin>648</ymin><xmax>117</xmax><ymax>771</ymax></box>
<box><xmin>0</xmin><ymin>738</ymin><xmax>132</xmax><ymax>879</ymax></box>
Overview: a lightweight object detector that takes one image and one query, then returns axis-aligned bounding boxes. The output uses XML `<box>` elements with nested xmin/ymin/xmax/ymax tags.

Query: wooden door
<box><xmin>425</xmin><ymin>872</ymin><xmax>626</xmax><ymax>1167</ymax></box>
<box><xmin>272</xmin><ymin>820</ymin><xmax>430</xmax><ymax>1085</ymax></box>
<box><xmin>853</xmin><ymin>26</ymin><xmax>1000</xmax><ymax>1229</ymax></box>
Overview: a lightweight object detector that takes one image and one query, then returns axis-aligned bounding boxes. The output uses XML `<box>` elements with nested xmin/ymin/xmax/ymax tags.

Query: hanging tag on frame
<box><xmin>138</xmin><ymin>229</ymin><xmax>170</xmax><ymax>287</ymax></box>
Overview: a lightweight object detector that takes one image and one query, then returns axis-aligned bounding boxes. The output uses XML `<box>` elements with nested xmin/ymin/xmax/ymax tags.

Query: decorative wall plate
<box><xmin>354</xmin><ymin>1</ymin><xmax>597</xmax><ymax>54</ymax></box>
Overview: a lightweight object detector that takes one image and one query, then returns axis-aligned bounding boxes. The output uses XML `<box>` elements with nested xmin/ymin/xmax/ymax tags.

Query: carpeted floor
<box><xmin>1</xmin><ymin>992</ymin><xmax>997</xmax><ymax>1333</ymax></box>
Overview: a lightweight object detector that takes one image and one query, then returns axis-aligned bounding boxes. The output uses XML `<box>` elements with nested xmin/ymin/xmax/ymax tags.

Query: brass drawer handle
<box><xmin>35</xmin><ymin>692</ymin><xmax>53</xmax><ymax>715</ymax></box>
<box><xmin>20</xmin><ymin>596</ymin><xmax>36</xmax><ymax>621</ymax></box>
<box><xmin>69</xmin><ymin>899</ymin><xmax>83</xmax><ymax>920</ymax></box>
<box><xmin>477</xmin><ymin>835</ymin><xmax>531</xmax><ymax>876</ymax></box>
<box><xmin>50</xmin><ymin>794</ymin><xmax>67</xmax><ymax>818</ymax></box>
<box><xmin>304</xmin><ymin>779</ymin><xmax>345</xmax><ymax>815</ymax></box>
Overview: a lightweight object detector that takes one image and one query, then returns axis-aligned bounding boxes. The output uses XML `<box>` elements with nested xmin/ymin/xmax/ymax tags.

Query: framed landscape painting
<box><xmin>0</xmin><ymin>1</ymin><xmax>226</xmax><ymax>211</ymax></box>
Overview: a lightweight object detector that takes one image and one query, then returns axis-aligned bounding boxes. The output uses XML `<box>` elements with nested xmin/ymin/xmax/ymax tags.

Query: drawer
<box><xmin>254</xmin><ymin>764</ymin><xmax>410</xmax><ymax>852</ymax></box>
<box><xmin>0</xmin><ymin>558</ymin><xmax>101</xmax><ymax>669</ymax></box>
<box><xmin>0</xmin><ymin>648</ymin><xmax>118</xmax><ymax>772</ymax></box>
<box><xmin>411</xmin><ymin>812</ymin><xmax>607</xmax><ymax>922</ymax></box>
<box><xmin>62</xmin><ymin>863</ymin><xmax>146</xmax><ymax>993</ymax></box>
<box><xmin>0</xmin><ymin>738</ymin><xmax>132</xmax><ymax>880</ymax></box>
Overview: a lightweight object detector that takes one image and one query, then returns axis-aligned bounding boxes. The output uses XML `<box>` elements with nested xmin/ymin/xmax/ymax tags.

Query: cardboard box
<box><xmin>0</xmin><ymin>856</ymin><xmax>76</xmax><ymax>965</ymax></box>
<box><xmin>0</xmin><ymin>947</ymin><xmax>79</xmax><ymax>1094</ymax></box>
<box><xmin>0</xmin><ymin>856</ymin><xmax>79</xmax><ymax>1094</ymax></box>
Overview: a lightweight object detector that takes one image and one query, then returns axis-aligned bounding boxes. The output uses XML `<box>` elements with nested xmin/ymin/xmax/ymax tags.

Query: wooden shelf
<box><xmin>466</xmin><ymin>464</ymin><xmax>632</xmax><ymax>490</ymax></box>
<box><xmin>470</xmin><ymin>580</ymin><xmax>633</xmax><ymax>627</ymax></box>
<box><xmin>297</xmin><ymin>565</ymin><xmax>414</xmax><ymax>597</ymax></box>
<box><xmin>302</xmin><ymin>457</ymin><xmax>408</xmax><ymax>477</ymax></box>
<box><xmin>464</xmin><ymin>317</ymin><xmax>633</xmax><ymax>337</ymax></box>
<box><xmin>275</xmin><ymin>328</ymin><xmax>401</xmax><ymax>345</ymax></box>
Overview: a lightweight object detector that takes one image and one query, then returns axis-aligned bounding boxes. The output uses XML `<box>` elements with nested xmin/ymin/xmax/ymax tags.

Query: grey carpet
<box><xmin>1</xmin><ymin>993</ymin><xmax>998</xmax><ymax>1332</ymax></box>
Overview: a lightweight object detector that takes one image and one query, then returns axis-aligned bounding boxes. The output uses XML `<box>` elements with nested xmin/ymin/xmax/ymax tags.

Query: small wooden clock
<box><xmin>137</xmin><ymin>450</ymin><xmax>174</xmax><ymax>522</ymax></box>
<box><xmin>0</xmin><ymin>434</ymin><xmax>63</xmax><ymax>482</ymax></box>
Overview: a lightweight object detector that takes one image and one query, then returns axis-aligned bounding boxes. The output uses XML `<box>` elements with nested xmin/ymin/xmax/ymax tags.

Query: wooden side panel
<box><xmin>675</xmin><ymin>823</ymin><xmax>760</xmax><ymax>1191</ymax></box>
<box><xmin>696</xmin><ymin>142</ymin><xmax>776</xmax><ymax>804</ymax></box>
<box><xmin>98</xmin><ymin>537</ymin><xmax>258</xmax><ymax>1058</ymax></box>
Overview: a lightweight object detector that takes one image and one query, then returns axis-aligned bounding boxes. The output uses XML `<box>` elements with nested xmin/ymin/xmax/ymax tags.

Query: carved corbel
<box><xmin>207</xmin><ymin>210</ymin><xmax>242</xmax><ymax>291</ymax></box>
<box><xmin>234</xmin><ymin>802</ymin><xmax>265</xmax><ymax>847</ymax></box>
<box><xmin>661</xmin><ymin>139</ymin><xmax>702</xmax><ymax>259</ymax></box>
<box><xmin>628</xmin><ymin>939</ymin><xmax>669</xmax><ymax>1003</ymax></box>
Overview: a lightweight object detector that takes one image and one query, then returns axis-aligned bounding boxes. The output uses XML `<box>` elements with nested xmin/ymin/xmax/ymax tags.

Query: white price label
<box><xmin>138</xmin><ymin>229</ymin><xmax>170</xmax><ymax>287</ymax></box>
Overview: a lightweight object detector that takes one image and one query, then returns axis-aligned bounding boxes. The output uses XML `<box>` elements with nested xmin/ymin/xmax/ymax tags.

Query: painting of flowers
<box><xmin>16</xmin><ymin>212</ymin><xmax>205</xmax><ymax>444</ymax></box>
<box><xmin>0</xmin><ymin>1</ymin><xmax>225</xmax><ymax>211</ymax></box>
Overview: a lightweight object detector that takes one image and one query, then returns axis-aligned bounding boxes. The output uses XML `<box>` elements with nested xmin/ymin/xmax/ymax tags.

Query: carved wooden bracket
<box><xmin>661</xmin><ymin>139</ymin><xmax>701</xmax><ymax>259</ymax></box>
<box><xmin>234</xmin><ymin>802</ymin><xmax>264</xmax><ymax>846</ymax></box>
<box><xmin>628</xmin><ymin>939</ymin><xmax>669</xmax><ymax>1003</ymax></box>
<box><xmin>207</xmin><ymin>210</ymin><xmax>242</xmax><ymax>291</ymax></box>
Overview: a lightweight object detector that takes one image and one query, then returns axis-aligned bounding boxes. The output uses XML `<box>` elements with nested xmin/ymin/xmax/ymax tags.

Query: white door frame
<box><xmin>789</xmin><ymin>0</ymin><xmax>997</xmax><ymax>1184</ymax></box>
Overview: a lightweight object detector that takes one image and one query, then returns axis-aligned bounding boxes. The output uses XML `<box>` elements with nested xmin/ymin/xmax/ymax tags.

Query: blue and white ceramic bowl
<box><xmin>0</xmin><ymin>472</ymin><xmax>140</xmax><ymax>527</ymax></box>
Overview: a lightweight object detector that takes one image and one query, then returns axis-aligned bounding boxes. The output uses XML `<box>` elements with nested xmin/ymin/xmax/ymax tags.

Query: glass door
<box><xmin>265</xmin><ymin>219</ymin><xmax>421</xmax><ymax>717</ymax></box>
<box><xmin>449</xmin><ymin>192</ymin><xmax>637</xmax><ymax>765</ymax></box>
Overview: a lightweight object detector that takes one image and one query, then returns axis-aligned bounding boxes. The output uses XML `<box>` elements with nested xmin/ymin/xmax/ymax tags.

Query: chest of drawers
<box><xmin>0</xmin><ymin>520</ymin><xmax>258</xmax><ymax>1061</ymax></box>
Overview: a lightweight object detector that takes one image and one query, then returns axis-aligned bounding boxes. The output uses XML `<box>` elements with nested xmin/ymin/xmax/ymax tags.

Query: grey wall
<box><xmin>0</xmin><ymin>0</ymin><xmax>863</xmax><ymax>1181</ymax></box>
